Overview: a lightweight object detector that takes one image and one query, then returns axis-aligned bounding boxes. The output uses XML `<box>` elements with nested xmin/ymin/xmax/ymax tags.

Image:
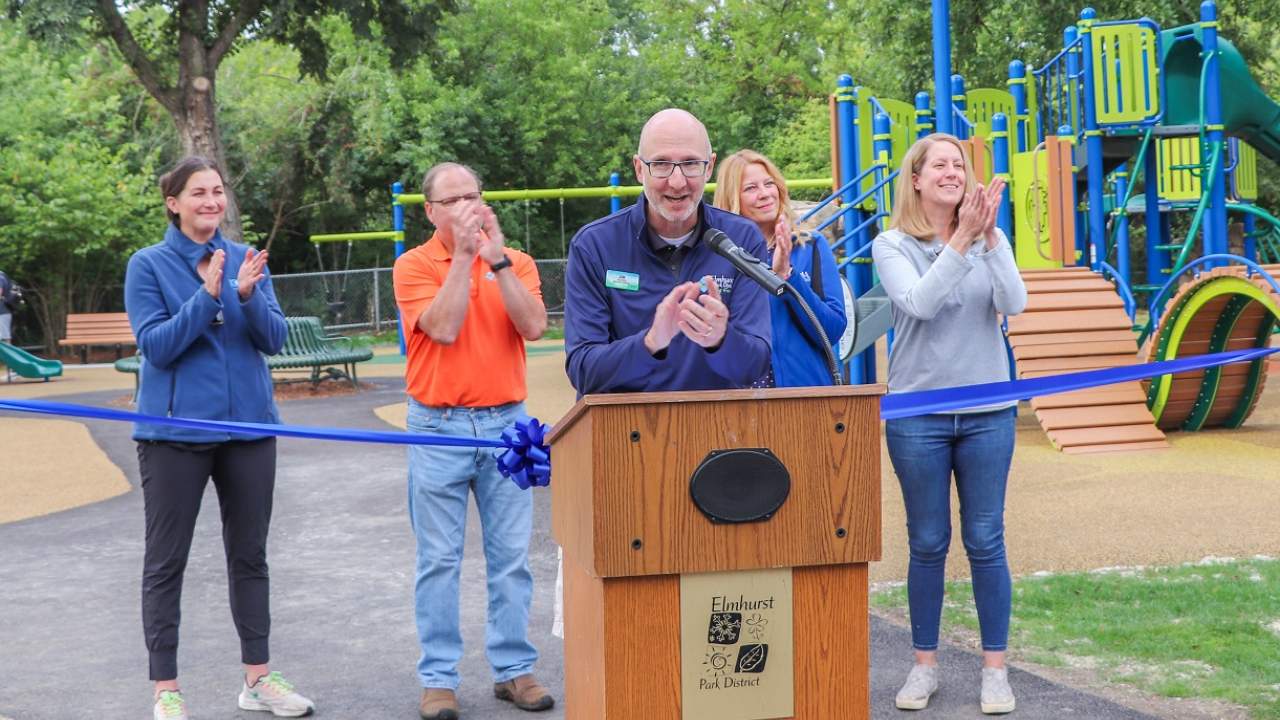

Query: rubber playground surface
<box><xmin>1</xmin><ymin>340</ymin><xmax>1274</xmax><ymax>718</ymax></box>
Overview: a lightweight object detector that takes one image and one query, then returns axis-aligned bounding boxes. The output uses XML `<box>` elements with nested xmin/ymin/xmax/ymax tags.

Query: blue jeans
<box><xmin>884</xmin><ymin>408</ymin><xmax>1016</xmax><ymax>652</ymax></box>
<box><xmin>406</xmin><ymin>398</ymin><xmax>538</xmax><ymax>689</ymax></box>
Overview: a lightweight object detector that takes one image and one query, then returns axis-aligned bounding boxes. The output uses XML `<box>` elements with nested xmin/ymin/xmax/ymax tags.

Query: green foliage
<box><xmin>0</xmin><ymin>22</ymin><xmax>163</xmax><ymax>350</ymax></box>
<box><xmin>5</xmin><ymin>0</ymin><xmax>1280</xmax><ymax>347</ymax></box>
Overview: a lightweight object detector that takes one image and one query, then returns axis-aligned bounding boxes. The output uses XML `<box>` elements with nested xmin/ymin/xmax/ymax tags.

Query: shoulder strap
<box><xmin>809</xmin><ymin>237</ymin><xmax>824</xmax><ymax>298</ymax></box>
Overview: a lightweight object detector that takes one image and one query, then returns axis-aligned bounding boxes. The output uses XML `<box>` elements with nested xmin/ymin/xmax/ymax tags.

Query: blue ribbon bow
<box><xmin>493</xmin><ymin>416</ymin><xmax>552</xmax><ymax>489</ymax></box>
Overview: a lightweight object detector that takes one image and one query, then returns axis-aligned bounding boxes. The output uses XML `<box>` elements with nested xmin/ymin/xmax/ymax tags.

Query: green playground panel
<box><xmin>1090</xmin><ymin>21</ymin><xmax>1162</xmax><ymax>127</ymax></box>
<box><xmin>1012</xmin><ymin>149</ymin><xmax>1059</xmax><ymax>269</ymax></box>
<box><xmin>1157</xmin><ymin>137</ymin><xmax>1202</xmax><ymax>202</ymax></box>
<box><xmin>965</xmin><ymin>88</ymin><xmax>1016</xmax><ymax>141</ymax></box>
<box><xmin>855</xmin><ymin>91</ymin><xmax>916</xmax><ymax>202</ymax></box>
<box><xmin>1233</xmin><ymin>141</ymin><xmax>1258</xmax><ymax>202</ymax></box>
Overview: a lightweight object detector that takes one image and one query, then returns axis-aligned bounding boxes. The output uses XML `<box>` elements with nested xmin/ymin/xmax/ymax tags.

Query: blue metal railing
<box><xmin>1098</xmin><ymin>260</ymin><xmax>1137</xmax><ymax>321</ymax></box>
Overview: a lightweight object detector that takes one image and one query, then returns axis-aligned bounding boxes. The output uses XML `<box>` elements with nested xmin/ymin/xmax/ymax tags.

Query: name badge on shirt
<box><xmin>605</xmin><ymin>269</ymin><xmax>640</xmax><ymax>292</ymax></box>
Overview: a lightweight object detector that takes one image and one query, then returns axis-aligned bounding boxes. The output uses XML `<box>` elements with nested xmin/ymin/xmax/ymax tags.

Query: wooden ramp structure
<box><xmin>1143</xmin><ymin>264</ymin><xmax>1280</xmax><ymax>431</ymax></box>
<box><xmin>1006</xmin><ymin>267</ymin><xmax>1169</xmax><ymax>454</ymax></box>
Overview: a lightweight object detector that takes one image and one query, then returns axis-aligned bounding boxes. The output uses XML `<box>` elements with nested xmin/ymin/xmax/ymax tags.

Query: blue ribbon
<box><xmin>880</xmin><ymin>347</ymin><xmax>1279</xmax><ymax>419</ymax></box>
<box><xmin>3</xmin><ymin>346</ymin><xmax>1275</xmax><ymax>488</ymax></box>
<box><xmin>493</xmin><ymin>417</ymin><xmax>552</xmax><ymax>489</ymax></box>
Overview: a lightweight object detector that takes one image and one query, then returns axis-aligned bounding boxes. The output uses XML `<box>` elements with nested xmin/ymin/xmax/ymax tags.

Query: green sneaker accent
<box><xmin>153</xmin><ymin>690</ymin><xmax>188</xmax><ymax>720</ymax></box>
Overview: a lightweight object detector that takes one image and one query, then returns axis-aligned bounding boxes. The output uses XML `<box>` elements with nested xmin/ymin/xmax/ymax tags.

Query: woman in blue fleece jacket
<box><xmin>713</xmin><ymin>150</ymin><xmax>847</xmax><ymax>386</ymax></box>
<box><xmin>124</xmin><ymin>157</ymin><xmax>314</xmax><ymax>720</ymax></box>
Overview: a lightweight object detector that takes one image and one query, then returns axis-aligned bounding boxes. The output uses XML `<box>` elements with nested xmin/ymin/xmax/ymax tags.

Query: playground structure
<box><xmin>810</xmin><ymin>0</ymin><xmax>1280</xmax><ymax>451</ymax></box>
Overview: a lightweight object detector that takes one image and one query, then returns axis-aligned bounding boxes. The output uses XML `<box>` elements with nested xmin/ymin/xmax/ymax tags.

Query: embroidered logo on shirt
<box><xmin>605</xmin><ymin>269</ymin><xmax>640</xmax><ymax>292</ymax></box>
<box><xmin>799</xmin><ymin>271</ymin><xmax>811</xmax><ymax>284</ymax></box>
<box><xmin>709</xmin><ymin>275</ymin><xmax>734</xmax><ymax>296</ymax></box>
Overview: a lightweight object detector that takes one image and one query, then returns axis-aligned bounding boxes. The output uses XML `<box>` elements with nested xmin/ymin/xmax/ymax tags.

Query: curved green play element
<box><xmin>0</xmin><ymin>341</ymin><xmax>63</xmax><ymax>382</ymax></box>
<box><xmin>1162</xmin><ymin>27</ymin><xmax>1280</xmax><ymax>163</ymax></box>
<box><xmin>1146</xmin><ymin>276</ymin><xmax>1280</xmax><ymax>429</ymax></box>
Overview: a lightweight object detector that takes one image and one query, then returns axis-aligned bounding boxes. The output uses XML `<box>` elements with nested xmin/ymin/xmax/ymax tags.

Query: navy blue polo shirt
<box><xmin>564</xmin><ymin>195</ymin><xmax>772</xmax><ymax>395</ymax></box>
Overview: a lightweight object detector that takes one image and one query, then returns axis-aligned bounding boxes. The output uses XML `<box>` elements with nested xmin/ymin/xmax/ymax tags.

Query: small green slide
<box><xmin>1162</xmin><ymin>27</ymin><xmax>1280</xmax><ymax>163</ymax></box>
<box><xmin>0</xmin><ymin>342</ymin><xmax>63</xmax><ymax>382</ymax></box>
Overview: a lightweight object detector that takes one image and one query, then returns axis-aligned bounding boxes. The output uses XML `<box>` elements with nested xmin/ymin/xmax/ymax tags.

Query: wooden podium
<box><xmin>548</xmin><ymin>385</ymin><xmax>884</xmax><ymax>720</ymax></box>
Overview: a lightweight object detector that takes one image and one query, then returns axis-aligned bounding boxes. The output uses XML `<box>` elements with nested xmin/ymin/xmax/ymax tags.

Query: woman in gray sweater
<box><xmin>871</xmin><ymin>133</ymin><xmax>1027</xmax><ymax>715</ymax></box>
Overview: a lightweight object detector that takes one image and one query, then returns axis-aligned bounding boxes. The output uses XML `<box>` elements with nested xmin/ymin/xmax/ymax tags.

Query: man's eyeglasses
<box><xmin>638</xmin><ymin>158</ymin><xmax>710</xmax><ymax>179</ymax></box>
<box><xmin>427</xmin><ymin>192</ymin><xmax>482</xmax><ymax>207</ymax></box>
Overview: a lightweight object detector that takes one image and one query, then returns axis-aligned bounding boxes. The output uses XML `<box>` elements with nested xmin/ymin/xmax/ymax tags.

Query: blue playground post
<box><xmin>1077</xmin><ymin>8</ymin><xmax>1107</xmax><ymax>271</ymax></box>
<box><xmin>1064</xmin><ymin>26</ymin><xmax>1080</xmax><ymax>131</ymax></box>
<box><xmin>392</xmin><ymin>181</ymin><xmax>406</xmax><ymax>258</ymax></box>
<box><xmin>835</xmin><ymin>75</ymin><xmax>868</xmax><ymax>384</ymax></box>
<box><xmin>932</xmin><ymin>0</ymin><xmax>952</xmax><ymax>135</ymax></box>
<box><xmin>1143</xmin><ymin>136</ymin><xmax>1165</xmax><ymax>286</ymax></box>
<box><xmin>915</xmin><ymin>92</ymin><xmax>934</xmax><ymax>139</ymax></box>
<box><xmin>873</xmin><ymin>113</ymin><xmax>893</xmax><ymax>170</ymax></box>
<box><xmin>392</xmin><ymin>181</ymin><xmax>407</xmax><ymax>355</ymax></box>
<box><xmin>1201</xmin><ymin>0</ymin><xmax>1228</xmax><ymax>263</ymax></box>
<box><xmin>609</xmin><ymin>172</ymin><xmax>621</xmax><ymax>213</ymax></box>
<box><xmin>1008</xmin><ymin>61</ymin><xmax>1030</xmax><ymax>152</ymax></box>
<box><xmin>1243</xmin><ymin>213</ymin><xmax>1257</xmax><ymax>261</ymax></box>
<box><xmin>992</xmin><ymin>114</ymin><xmax>1014</xmax><ymax>238</ymax></box>
<box><xmin>951</xmin><ymin>74</ymin><xmax>967</xmax><ymax>140</ymax></box>
<box><xmin>1113</xmin><ymin>164</ymin><xmax>1132</xmax><ymax>283</ymax></box>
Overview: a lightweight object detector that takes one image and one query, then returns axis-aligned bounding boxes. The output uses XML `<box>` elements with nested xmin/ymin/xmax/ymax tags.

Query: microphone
<box><xmin>702</xmin><ymin>228</ymin><xmax>786</xmax><ymax>296</ymax></box>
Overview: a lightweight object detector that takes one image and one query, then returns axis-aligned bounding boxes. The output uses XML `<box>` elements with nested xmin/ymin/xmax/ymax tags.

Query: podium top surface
<box><xmin>548</xmin><ymin>384</ymin><xmax>886</xmax><ymax>444</ymax></box>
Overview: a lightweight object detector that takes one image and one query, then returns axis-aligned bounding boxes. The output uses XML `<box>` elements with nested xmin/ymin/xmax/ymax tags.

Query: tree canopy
<box><xmin>2</xmin><ymin>0</ymin><xmax>1278</xmax><ymax>348</ymax></box>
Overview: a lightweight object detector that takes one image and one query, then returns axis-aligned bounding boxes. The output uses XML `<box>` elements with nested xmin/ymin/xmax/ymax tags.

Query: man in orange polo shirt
<box><xmin>393</xmin><ymin>162</ymin><xmax>552</xmax><ymax>720</ymax></box>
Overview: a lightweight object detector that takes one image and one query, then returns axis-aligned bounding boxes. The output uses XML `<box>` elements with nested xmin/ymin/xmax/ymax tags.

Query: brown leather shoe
<box><xmin>419</xmin><ymin>688</ymin><xmax>460</xmax><ymax>720</ymax></box>
<box><xmin>493</xmin><ymin>674</ymin><xmax>555</xmax><ymax>711</ymax></box>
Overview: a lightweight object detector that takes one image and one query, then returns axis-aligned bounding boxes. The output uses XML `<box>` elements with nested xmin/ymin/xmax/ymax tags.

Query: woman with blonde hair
<box><xmin>713</xmin><ymin>150</ymin><xmax>846</xmax><ymax>386</ymax></box>
<box><xmin>871</xmin><ymin>134</ymin><xmax>1026</xmax><ymax>714</ymax></box>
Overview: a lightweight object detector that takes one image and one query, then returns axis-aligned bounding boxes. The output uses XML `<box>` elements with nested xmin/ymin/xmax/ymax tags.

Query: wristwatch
<box><xmin>489</xmin><ymin>254</ymin><xmax>513</xmax><ymax>273</ymax></box>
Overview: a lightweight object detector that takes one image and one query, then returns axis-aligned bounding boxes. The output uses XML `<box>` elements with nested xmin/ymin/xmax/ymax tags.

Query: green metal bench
<box><xmin>115</xmin><ymin>316</ymin><xmax>374</xmax><ymax>395</ymax></box>
<box><xmin>271</xmin><ymin>316</ymin><xmax>373</xmax><ymax>388</ymax></box>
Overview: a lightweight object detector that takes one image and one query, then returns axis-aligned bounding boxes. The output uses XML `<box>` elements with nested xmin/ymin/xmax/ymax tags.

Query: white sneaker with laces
<box><xmin>981</xmin><ymin>665</ymin><xmax>1016</xmax><ymax>714</ymax></box>
<box><xmin>238</xmin><ymin>671</ymin><xmax>316</xmax><ymax>717</ymax></box>
<box><xmin>153</xmin><ymin>690</ymin><xmax>188</xmax><ymax>720</ymax></box>
<box><xmin>894</xmin><ymin>663</ymin><xmax>939</xmax><ymax>710</ymax></box>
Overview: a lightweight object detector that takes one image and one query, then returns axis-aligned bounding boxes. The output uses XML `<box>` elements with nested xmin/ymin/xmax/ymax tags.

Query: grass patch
<box><xmin>872</xmin><ymin>558</ymin><xmax>1280</xmax><ymax>718</ymax></box>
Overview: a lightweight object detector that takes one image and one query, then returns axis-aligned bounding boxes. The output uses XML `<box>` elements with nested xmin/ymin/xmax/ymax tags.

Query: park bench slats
<box><xmin>115</xmin><ymin>316</ymin><xmax>373</xmax><ymax>398</ymax></box>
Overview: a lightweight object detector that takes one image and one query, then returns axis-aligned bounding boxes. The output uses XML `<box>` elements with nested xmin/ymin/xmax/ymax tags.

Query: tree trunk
<box><xmin>171</xmin><ymin>75</ymin><xmax>243</xmax><ymax>240</ymax></box>
<box><xmin>95</xmin><ymin>0</ymin><xmax>262</xmax><ymax>242</ymax></box>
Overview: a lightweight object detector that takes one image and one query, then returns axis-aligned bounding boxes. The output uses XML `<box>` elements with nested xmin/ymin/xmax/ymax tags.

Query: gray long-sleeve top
<box><xmin>871</xmin><ymin>227</ymin><xmax>1028</xmax><ymax>412</ymax></box>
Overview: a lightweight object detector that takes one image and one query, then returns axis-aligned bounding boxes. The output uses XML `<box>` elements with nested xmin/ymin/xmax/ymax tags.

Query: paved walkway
<box><xmin>0</xmin><ymin>380</ymin><xmax>1183</xmax><ymax>719</ymax></box>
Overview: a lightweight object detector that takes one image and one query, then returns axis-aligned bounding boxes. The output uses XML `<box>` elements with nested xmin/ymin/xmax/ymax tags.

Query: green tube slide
<box><xmin>1161</xmin><ymin>26</ymin><xmax>1280</xmax><ymax>162</ymax></box>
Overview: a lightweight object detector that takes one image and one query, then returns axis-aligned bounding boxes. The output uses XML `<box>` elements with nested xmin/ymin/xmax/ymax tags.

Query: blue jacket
<box><xmin>565</xmin><ymin>196</ymin><xmax>772</xmax><ymax>395</ymax></box>
<box><xmin>124</xmin><ymin>225</ymin><xmax>287</xmax><ymax>442</ymax></box>
<box><xmin>770</xmin><ymin>233</ymin><xmax>847</xmax><ymax>387</ymax></box>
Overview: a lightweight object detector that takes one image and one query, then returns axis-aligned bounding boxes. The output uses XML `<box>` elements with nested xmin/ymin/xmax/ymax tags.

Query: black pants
<box><xmin>138</xmin><ymin>438</ymin><xmax>276</xmax><ymax>681</ymax></box>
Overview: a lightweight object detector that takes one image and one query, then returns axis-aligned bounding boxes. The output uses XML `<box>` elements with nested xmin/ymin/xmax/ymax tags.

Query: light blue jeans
<box><xmin>884</xmin><ymin>407</ymin><xmax>1016</xmax><ymax>652</ymax></box>
<box><xmin>406</xmin><ymin>398</ymin><xmax>538</xmax><ymax>690</ymax></box>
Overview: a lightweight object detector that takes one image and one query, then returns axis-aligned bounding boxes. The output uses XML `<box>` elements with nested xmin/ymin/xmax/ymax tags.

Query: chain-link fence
<box><xmin>269</xmin><ymin>260</ymin><xmax>567</xmax><ymax>332</ymax></box>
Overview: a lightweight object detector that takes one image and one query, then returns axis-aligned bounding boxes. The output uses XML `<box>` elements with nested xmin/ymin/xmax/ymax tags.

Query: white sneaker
<box><xmin>895</xmin><ymin>663</ymin><xmax>939</xmax><ymax>710</ymax></box>
<box><xmin>153</xmin><ymin>690</ymin><xmax>188</xmax><ymax>720</ymax></box>
<box><xmin>981</xmin><ymin>666</ymin><xmax>1016</xmax><ymax>714</ymax></box>
<box><xmin>238</xmin><ymin>671</ymin><xmax>316</xmax><ymax>717</ymax></box>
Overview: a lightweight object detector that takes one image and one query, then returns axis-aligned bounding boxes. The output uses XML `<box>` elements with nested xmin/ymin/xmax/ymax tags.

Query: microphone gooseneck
<box><xmin>702</xmin><ymin>228</ymin><xmax>843</xmax><ymax>385</ymax></box>
<box><xmin>702</xmin><ymin>229</ymin><xmax>786</xmax><ymax>297</ymax></box>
